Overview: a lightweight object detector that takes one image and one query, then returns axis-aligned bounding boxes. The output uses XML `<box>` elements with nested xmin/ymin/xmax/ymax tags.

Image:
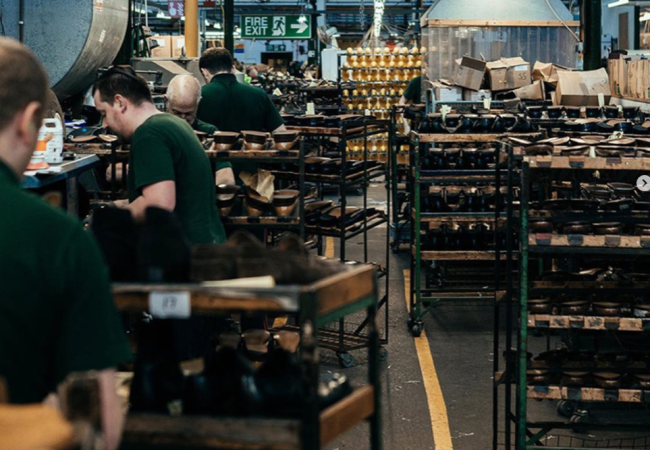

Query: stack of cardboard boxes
<box><xmin>428</xmin><ymin>55</ymin><xmax>611</xmax><ymax>107</ymax></box>
<box><xmin>149</xmin><ymin>35</ymin><xmax>186</xmax><ymax>58</ymax></box>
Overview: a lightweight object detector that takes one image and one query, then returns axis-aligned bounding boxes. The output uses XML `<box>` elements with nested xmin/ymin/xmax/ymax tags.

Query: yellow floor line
<box><xmin>404</xmin><ymin>269</ymin><xmax>454</xmax><ymax>450</ymax></box>
<box><xmin>325</xmin><ymin>237</ymin><xmax>335</xmax><ymax>258</ymax></box>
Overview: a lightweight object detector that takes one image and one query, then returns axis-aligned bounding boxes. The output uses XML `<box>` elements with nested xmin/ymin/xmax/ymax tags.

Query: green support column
<box><xmin>581</xmin><ymin>0</ymin><xmax>602</xmax><ymax>70</ymax></box>
<box><xmin>224</xmin><ymin>0</ymin><xmax>234</xmax><ymax>55</ymax></box>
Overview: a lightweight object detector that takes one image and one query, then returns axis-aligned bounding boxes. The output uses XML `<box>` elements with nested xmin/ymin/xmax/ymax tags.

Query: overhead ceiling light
<box><xmin>608</xmin><ymin>0</ymin><xmax>629</xmax><ymax>8</ymax></box>
<box><xmin>181</xmin><ymin>16</ymin><xmax>186</xmax><ymax>21</ymax></box>
<box><xmin>641</xmin><ymin>11</ymin><xmax>650</xmax><ymax>21</ymax></box>
<box><xmin>215</xmin><ymin>22</ymin><xmax>222</xmax><ymax>29</ymax></box>
<box><xmin>205</xmin><ymin>19</ymin><xmax>211</xmax><ymax>26</ymax></box>
<box><xmin>156</xmin><ymin>11</ymin><xmax>166</xmax><ymax>19</ymax></box>
<box><xmin>298</xmin><ymin>14</ymin><xmax>307</xmax><ymax>23</ymax></box>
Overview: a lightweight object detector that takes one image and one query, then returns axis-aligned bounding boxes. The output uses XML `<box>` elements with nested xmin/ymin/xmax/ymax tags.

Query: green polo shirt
<box><xmin>128</xmin><ymin>113</ymin><xmax>226</xmax><ymax>245</ymax></box>
<box><xmin>0</xmin><ymin>159</ymin><xmax>131</xmax><ymax>404</ymax></box>
<box><xmin>197</xmin><ymin>73</ymin><xmax>283</xmax><ymax>132</ymax></box>
<box><xmin>191</xmin><ymin>119</ymin><xmax>231</xmax><ymax>172</ymax></box>
<box><xmin>404</xmin><ymin>75</ymin><xmax>422</xmax><ymax>103</ymax></box>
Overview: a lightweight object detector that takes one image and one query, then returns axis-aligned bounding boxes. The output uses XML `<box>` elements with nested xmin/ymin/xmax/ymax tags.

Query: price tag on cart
<box><xmin>149</xmin><ymin>291</ymin><xmax>191</xmax><ymax>318</ymax></box>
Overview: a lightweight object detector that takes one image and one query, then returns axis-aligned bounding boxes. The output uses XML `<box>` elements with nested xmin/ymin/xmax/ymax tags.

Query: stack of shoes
<box><xmin>90</xmin><ymin>206</ymin><xmax>191</xmax><ymax>283</ymax></box>
<box><xmin>191</xmin><ymin>231</ymin><xmax>350</xmax><ymax>284</ymax></box>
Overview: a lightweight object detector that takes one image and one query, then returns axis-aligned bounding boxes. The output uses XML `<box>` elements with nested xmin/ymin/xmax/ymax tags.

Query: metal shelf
<box><xmin>528</xmin><ymin>314</ymin><xmax>650</xmax><ymax>332</ymax></box>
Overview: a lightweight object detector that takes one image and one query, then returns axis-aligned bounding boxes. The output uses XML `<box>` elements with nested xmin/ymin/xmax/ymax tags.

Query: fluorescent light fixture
<box><xmin>641</xmin><ymin>11</ymin><xmax>650</xmax><ymax>21</ymax></box>
<box><xmin>608</xmin><ymin>0</ymin><xmax>629</xmax><ymax>8</ymax></box>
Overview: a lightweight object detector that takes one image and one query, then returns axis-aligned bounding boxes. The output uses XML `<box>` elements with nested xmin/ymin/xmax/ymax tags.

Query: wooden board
<box><xmin>123</xmin><ymin>414</ymin><xmax>301</xmax><ymax>450</ymax></box>
<box><xmin>416</xmin><ymin>248</ymin><xmax>513</xmax><ymax>261</ymax></box>
<box><xmin>286</xmin><ymin>125</ymin><xmax>384</xmax><ymax>136</ymax></box>
<box><xmin>412</xmin><ymin>131</ymin><xmax>543</xmax><ymax>143</ymax></box>
<box><xmin>528</xmin><ymin>314</ymin><xmax>650</xmax><ymax>331</ymax></box>
<box><xmin>312</xmin><ymin>266</ymin><xmax>376</xmax><ymax>318</ymax></box>
<box><xmin>320</xmin><ymin>386</ymin><xmax>375</xmax><ymax>445</ymax></box>
<box><xmin>424</xmin><ymin>18</ymin><xmax>580</xmax><ymax>27</ymax></box>
<box><xmin>305</xmin><ymin>212</ymin><xmax>386</xmax><ymax>236</ymax></box>
<box><xmin>526</xmin><ymin>155</ymin><xmax>650</xmax><ymax>171</ymax></box>
<box><xmin>528</xmin><ymin>234</ymin><xmax>650</xmax><ymax>249</ymax></box>
<box><xmin>527</xmin><ymin>385</ymin><xmax>649</xmax><ymax>403</ymax></box>
<box><xmin>207</xmin><ymin>149</ymin><xmax>300</xmax><ymax>159</ymax></box>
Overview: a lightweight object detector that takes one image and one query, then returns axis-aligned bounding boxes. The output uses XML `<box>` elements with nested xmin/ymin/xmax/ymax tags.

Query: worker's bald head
<box><xmin>166</xmin><ymin>75</ymin><xmax>202</xmax><ymax>125</ymax></box>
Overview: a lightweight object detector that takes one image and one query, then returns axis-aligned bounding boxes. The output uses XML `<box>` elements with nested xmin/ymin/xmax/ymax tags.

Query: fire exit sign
<box><xmin>241</xmin><ymin>15</ymin><xmax>311</xmax><ymax>39</ymax></box>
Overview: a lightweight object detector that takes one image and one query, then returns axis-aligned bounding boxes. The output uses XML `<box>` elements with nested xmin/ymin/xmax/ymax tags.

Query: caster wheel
<box><xmin>378</xmin><ymin>347</ymin><xmax>389</xmax><ymax>362</ymax></box>
<box><xmin>391</xmin><ymin>245</ymin><xmax>400</xmax><ymax>254</ymax></box>
<box><xmin>569</xmin><ymin>412</ymin><xmax>588</xmax><ymax>433</ymax></box>
<box><xmin>411</xmin><ymin>324</ymin><xmax>423</xmax><ymax>337</ymax></box>
<box><xmin>557</xmin><ymin>400</ymin><xmax>576</xmax><ymax>418</ymax></box>
<box><xmin>407</xmin><ymin>316</ymin><xmax>414</xmax><ymax>329</ymax></box>
<box><xmin>337</xmin><ymin>352</ymin><xmax>356</xmax><ymax>368</ymax></box>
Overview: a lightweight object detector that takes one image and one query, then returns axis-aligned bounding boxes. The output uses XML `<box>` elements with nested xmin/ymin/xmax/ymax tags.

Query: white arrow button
<box><xmin>637</xmin><ymin>175</ymin><xmax>650</xmax><ymax>192</ymax></box>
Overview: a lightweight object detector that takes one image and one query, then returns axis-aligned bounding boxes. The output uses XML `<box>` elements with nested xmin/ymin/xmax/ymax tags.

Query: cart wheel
<box><xmin>556</xmin><ymin>400</ymin><xmax>576</xmax><ymax>418</ymax></box>
<box><xmin>411</xmin><ymin>323</ymin><xmax>423</xmax><ymax>337</ymax></box>
<box><xmin>407</xmin><ymin>316</ymin><xmax>414</xmax><ymax>329</ymax></box>
<box><xmin>569</xmin><ymin>412</ymin><xmax>588</xmax><ymax>433</ymax></box>
<box><xmin>337</xmin><ymin>352</ymin><xmax>356</xmax><ymax>368</ymax></box>
<box><xmin>378</xmin><ymin>347</ymin><xmax>389</xmax><ymax>362</ymax></box>
<box><xmin>391</xmin><ymin>244</ymin><xmax>400</xmax><ymax>254</ymax></box>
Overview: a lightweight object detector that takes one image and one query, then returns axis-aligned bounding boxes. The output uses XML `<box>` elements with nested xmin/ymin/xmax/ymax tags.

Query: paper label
<box><xmin>149</xmin><ymin>291</ymin><xmax>191</xmax><ymax>318</ymax></box>
<box><xmin>484</xmin><ymin>98</ymin><xmax>492</xmax><ymax>110</ymax></box>
<box><xmin>306</xmin><ymin>102</ymin><xmax>315</xmax><ymax>115</ymax></box>
<box><xmin>598</xmin><ymin>93</ymin><xmax>605</xmax><ymax>108</ymax></box>
<box><xmin>514</xmin><ymin>65</ymin><xmax>528</xmax><ymax>71</ymax></box>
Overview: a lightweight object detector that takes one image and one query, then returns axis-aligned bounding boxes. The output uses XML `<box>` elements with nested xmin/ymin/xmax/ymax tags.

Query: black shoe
<box><xmin>137</xmin><ymin>207</ymin><xmax>191</xmax><ymax>283</ymax></box>
<box><xmin>90</xmin><ymin>207</ymin><xmax>139</xmax><ymax>281</ymax></box>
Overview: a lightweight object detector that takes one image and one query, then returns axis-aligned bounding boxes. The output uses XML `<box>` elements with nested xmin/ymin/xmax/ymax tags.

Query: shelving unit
<box><xmin>210</xmin><ymin>142</ymin><xmax>306</xmax><ymax>239</ymax></box>
<box><xmin>283</xmin><ymin>120</ymin><xmax>391</xmax><ymax>367</ymax></box>
<box><xmin>505</xmin><ymin>153</ymin><xmax>650</xmax><ymax>450</ymax></box>
<box><xmin>407</xmin><ymin>131</ymin><xmax>539</xmax><ymax>337</ymax></box>
<box><xmin>112</xmin><ymin>265</ymin><xmax>381</xmax><ymax>450</ymax></box>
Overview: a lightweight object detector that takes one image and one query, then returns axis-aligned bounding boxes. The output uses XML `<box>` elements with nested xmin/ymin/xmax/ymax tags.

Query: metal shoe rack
<box><xmin>112</xmin><ymin>265</ymin><xmax>382</xmax><ymax>450</ymax></box>
<box><xmin>209</xmin><ymin>140</ymin><xmax>306</xmax><ymax>240</ymax></box>
<box><xmin>499</xmin><ymin>150</ymin><xmax>650</xmax><ymax>450</ymax></box>
<box><xmin>281</xmin><ymin>120</ymin><xmax>390</xmax><ymax>367</ymax></box>
<box><xmin>407</xmin><ymin>130</ymin><xmax>540</xmax><ymax>337</ymax></box>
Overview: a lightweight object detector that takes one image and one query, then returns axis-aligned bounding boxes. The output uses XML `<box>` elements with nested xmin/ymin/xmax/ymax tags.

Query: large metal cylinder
<box><xmin>4</xmin><ymin>0</ymin><xmax>129</xmax><ymax>99</ymax></box>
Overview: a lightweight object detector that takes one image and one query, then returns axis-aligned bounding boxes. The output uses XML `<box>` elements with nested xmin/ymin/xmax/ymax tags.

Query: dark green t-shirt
<box><xmin>191</xmin><ymin>119</ymin><xmax>231</xmax><ymax>172</ymax></box>
<box><xmin>197</xmin><ymin>73</ymin><xmax>283</xmax><ymax>133</ymax></box>
<box><xmin>128</xmin><ymin>114</ymin><xmax>226</xmax><ymax>245</ymax></box>
<box><xmin>404</xmin><ymin>75</ymin><xmax>422</xmax><ymax>103</ymax></box>
<box><xmin>0</xmin><ymin>160</ymin><xmax>131</xmax><ymax>404</ymax></box>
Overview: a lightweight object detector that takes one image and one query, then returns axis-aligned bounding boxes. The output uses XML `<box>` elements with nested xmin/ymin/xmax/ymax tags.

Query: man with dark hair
<box><xmin>93</xmin><ymin>65</ymin><xmax>226</xmax><ymax>245</ymax></box>
<box><xmin>197</xmin><ymin>47</ymin><xmax>284</xmax><ymax>133</ymax></box>
<box><xmin>0</xmin><ymin>38</ymin><xmax>130</xmax><ymax>450</ymax></box>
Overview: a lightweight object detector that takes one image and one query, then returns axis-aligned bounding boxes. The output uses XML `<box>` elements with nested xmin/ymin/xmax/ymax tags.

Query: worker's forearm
<box><xmin>98</xmin><ymin>369</ymin><xmax>124</xmax><ymax>450</ymax></box>
<box><xmin>125</xmin><ymin>196</ymin><xmax>149</xmax><ymax>223</ymax></box>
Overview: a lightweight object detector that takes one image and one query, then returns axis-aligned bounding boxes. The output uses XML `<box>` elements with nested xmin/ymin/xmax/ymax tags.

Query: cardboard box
<box><xmin>150</xmin><ymin>35</ymin><xmax>171</xmax><ymax>58</ymax></box>
<box><xmin>501</xmin><ymin>57</ymin><xmax>531</xmax><ymax>89</ymax></box>
<box><xmin>532</xmin><ymin>61</ymin><xmax>570</xmax><ymax>87</ymax></box>
<box><xmin>486</xmin><ymin>57</ymin><xmax>531</xmax><ymax>91</ymax></box>
<box><xmin>429</xmin><ymin>80</ymin><xmax>462</xmax><ymax>102</ymax></box>
<box><xmin>486</xmin><ymin>60</ymin><xmax>508</xmax><ymax>91</ymax></box>
<box><xmin>463</xmin><ymin>88</ymin><xmax>492</xmax><ymax>102</ymax></box>
<box><xmin>513</xmin><ymin>80</ymin><xmax>545</xmax><ymax>101</ymax></box>
<box><xmin>453</xmin><ymin>57</ymin><xmax>486</xmax><ymax>91</ymax></box>
<box><xmin>555</xmin><ymin>68</ymin><xmax>611</xmax><ymax>106</ymax></box>
<box><xmin>171</xmin><ymin>36</ymin><xmax>186</xmax><ymax>58</ymax></box>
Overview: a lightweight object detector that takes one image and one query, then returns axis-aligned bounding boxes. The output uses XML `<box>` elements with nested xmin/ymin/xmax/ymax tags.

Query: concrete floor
<box><xmin>319</xmin><ymin>183</ymin><xmax>650</xmax><ymax>450</ymax></box>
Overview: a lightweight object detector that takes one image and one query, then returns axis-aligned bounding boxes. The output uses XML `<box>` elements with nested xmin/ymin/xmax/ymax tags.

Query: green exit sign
<box><xmin>241</xmin><ymin>15</ymin><xmax>311</xmax><ymax>39</ymax></box>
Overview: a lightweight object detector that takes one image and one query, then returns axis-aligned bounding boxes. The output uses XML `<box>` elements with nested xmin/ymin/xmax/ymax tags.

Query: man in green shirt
<box><xmin>400</xmin><ymin>75</ymin><xmax>422</xmax><ymax>105</ymax></box>
<box><xmin>197</xmin><ymin>48</ymin><xmax>285</xmax><ymax>133</ymax></box>
<box><xmin>0</xmin><ymin>38</ymin><xmax>130</xmax><ymax>450</ymax></box>
<box><xmin>166</xmin><ymin>74</ymin><xmax>234</xmax><ymax>186</ymax></box>
<box><xmin>93</xmin><ymin>66</ymin><xmax>226</xmax><ymax>245</ymax></box>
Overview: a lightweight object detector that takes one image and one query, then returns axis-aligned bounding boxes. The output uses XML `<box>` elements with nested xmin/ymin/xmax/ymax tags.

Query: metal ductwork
<box><xmin>423</xmin><ymin>0</ymin><xmax>574</xmax><ymax>22</ymax></box>
<box><xmin>3</xmin><ymin>0</ymin><xmax>129</xmax><ymax>99</ymax></box>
